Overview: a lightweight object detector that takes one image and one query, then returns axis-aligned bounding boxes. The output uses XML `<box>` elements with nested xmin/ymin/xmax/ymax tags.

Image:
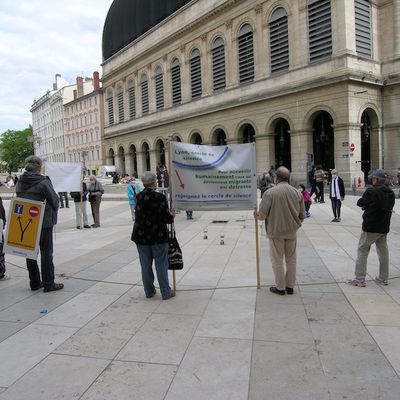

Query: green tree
<box><xmin>0</xmin><ymin>126</ymin><xmax>34</xmax><ymax>172</ymax></box>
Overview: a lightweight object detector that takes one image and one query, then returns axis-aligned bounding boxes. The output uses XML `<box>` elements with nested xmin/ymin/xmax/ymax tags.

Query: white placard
<box><xmin>44</xmin><ymin>162</ymin><xmax>81</xmax><ymax>192</ymax></box>
<box><xmin>171</xmin><ymin>142</ymin><xmax>257</xmax><ymax>211</ymax></box>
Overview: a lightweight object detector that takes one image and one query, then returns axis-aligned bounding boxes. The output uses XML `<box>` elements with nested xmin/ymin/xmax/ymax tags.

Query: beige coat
<box><xmin>258</xmin><ymin>182</ymin><xmax>305</xmax><ymax>239</ymax></box>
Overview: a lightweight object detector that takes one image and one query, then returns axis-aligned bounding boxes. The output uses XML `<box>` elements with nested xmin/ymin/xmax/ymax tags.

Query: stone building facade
<box><xmin>63</xmin><ymin>72</ymin><xmax>105</xmax><ymax>176</ymax></box>
<box><xmin>101</xmin><ymin>0</ymin><xmax>400</xmax><ymax>185</ymax></box>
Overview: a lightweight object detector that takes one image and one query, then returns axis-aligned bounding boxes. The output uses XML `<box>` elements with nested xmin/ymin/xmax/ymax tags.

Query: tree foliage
<box><xmin>0</xmin><ymin>126</ymin><xmax>34</xmax><ymax>171</ymax></box>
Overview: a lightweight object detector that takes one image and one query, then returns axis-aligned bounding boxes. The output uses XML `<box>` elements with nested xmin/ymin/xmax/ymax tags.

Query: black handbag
<box><xmin>168</xmin><ymin>223</ymin><xmax>183</xmax><ymax>270</ymax></box>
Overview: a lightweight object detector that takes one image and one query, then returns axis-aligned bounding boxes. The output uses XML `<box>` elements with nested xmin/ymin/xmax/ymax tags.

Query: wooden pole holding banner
<box><xmin>166</xmin><ymin>136</ymin><xmax>176</xmax><ymax>294</ymax></box>
<box><xmin>254</xmin><ymin>205</ymin><xmax>261</xmax><ymax>289</ymax></box>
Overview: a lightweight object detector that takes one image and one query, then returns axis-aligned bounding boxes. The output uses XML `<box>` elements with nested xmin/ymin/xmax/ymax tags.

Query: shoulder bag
<box><xmin>168</xmin><ymin>223</ymin><xmax>183</xmax><ymax>270</ymax></box>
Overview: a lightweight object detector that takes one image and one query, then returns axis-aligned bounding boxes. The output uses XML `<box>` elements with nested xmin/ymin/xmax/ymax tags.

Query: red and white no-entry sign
<box><xmin>349</xmin><ymin>143</ymin><xmax>355</xmax><ymax>152</ymax></box>
<box><xmin>29</xmin><ymin>206</ymin><xmax>40</xmax><ymax>218</ymax></box>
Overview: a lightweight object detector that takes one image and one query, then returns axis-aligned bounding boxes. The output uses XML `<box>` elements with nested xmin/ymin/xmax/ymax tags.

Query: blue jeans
<box><xmin>136</xmin><ymin>243</ymin><xmax>171</xmax><ymax>298</ymax></box>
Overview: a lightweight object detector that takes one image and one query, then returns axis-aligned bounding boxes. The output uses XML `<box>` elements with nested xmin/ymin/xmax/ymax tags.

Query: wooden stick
<box><xmin>167</xmin><ymin>136</ymin><xmax>176</xmax><ymax>294</ymax></box>
<box><xmin>254</xmin><ymin>207</ymin><xmax>261</xmax><ymax>289</ymax></box>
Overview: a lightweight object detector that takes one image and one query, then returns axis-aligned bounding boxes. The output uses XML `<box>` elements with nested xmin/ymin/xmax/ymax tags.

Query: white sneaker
<box><xmin>0</xmin><ymin>274</ymin><xmax>11</xmax><ymax>281</ymax></box>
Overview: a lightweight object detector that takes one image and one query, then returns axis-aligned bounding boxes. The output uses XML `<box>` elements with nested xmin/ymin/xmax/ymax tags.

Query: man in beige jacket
<box><xmin>254</xmin><ymin>167</ymin><xmax>305</xmax><ymax>295</ymax></box>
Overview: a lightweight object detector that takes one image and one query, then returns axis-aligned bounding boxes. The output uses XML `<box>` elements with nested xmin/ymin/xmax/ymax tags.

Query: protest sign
<box><xmin>171</xmin><ymin>142</ymin><xmax>257</xmax><ymax>211</ymax></box>
<box><xmin>3</xmin><ymin>198</ymin><xmax>45</xmax><ymax>259</ymax></box>
<box><xmin>44</xmin><ymin>162</ymin><xmax>81</xmax><ymax>192</ymax></box>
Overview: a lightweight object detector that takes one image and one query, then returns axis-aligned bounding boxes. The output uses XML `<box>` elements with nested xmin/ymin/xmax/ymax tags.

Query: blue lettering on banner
<box><xmin>14</xmin><ymin>204</ymin><xmax>24</xmax><ymax>215</ymax></box>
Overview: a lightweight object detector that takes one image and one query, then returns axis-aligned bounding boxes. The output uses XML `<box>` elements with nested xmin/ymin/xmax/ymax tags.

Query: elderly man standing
<box><xmin>16</xmin><ymin>156</ymin><xmax>64</xmax><ymax>292</ymax></box>
<box><xmin>254</xmin><ymin>167</ymin><xmax>305</xmax><ymax>295</ymax></box>
<box><xmin>349</xmin><ymin>169</ymin><xmax>395</xmax><ymax>287</ymax></box>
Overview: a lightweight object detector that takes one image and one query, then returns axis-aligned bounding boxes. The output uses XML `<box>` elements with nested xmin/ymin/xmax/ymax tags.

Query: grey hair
<box><xmin>141</xmin><ymin>171</ymin><xmax>156</xmax><ymax>188</ymax></box>
<box><xmin>24</xmin><ymin>155</ymin><xmax>42</xmax><ymax>172</ymax></box>
<box><xmin>276</xmin><ymin>166</ymin><xmax>290</xmax><ymax>182</ymax></box>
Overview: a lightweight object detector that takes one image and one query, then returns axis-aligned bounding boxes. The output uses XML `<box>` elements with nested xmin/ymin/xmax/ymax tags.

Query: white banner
<box><xmin>171</xmin><ymin>142</ymin><xmax>257</xmax><ymax>211</ymax></box>
<box><xmin>44</xmin><ymin>162</ymin><xmax>81</xmax><ymax>192</ymax></box>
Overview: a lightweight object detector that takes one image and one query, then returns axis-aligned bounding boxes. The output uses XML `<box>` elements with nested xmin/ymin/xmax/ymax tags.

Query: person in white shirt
<box><xmin>329</xmin><ymin>169</ymin><xmax>345</xmax><ymax>222</ymax></box>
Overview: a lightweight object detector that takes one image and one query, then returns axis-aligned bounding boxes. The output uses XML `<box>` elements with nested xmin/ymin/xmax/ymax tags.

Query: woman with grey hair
<box><xmin>88</xmin><ymin>175</ymin><xmax>104</xmax><ymax>228</ymax></box>
<box><xmin>131</xmin><ymin>171</ymin><xmax>175</xmax><ymax>300</ymax></box>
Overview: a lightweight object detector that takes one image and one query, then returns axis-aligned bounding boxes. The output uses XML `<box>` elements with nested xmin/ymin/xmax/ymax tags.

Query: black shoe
<box><xmin>319</xmin><ymin>201</ymin><xmax>325</xmax><ymax>204</ymax></box>
<box><xmin>43</xmin><ymin>283</ymin><xmax>64</xmax><ymax>292</ymax></box>
<box><xmin>60</xmin><ymin>206</ymin><xmax>64</xmax><ymax>209</ymax></box>
<box><xmin>286</xmin><ymin>287</ymin><xmax>294</xmax><ymax>295</ymax></box>
<box><xmin>76</xmin><ymin>226</ymin><xmax>81</xmax><ymax>229</ymax></box>
<box><xmin>146</xmin><ymin>288</ymin><xmax>156</xmax><ymax>298</ymax></box>
<box><xmin>162</xmin><ymin>291</ymin><xmax>176</xmax><ymax>300</ymax></box>
<box><xmin>31</xmin><ymin>283</ymin><xmax>43</xmax><ymax>291</ymax></box>
<box><xmin>84</xmin><ymin>225</ymin><xmax>91</xmax><ymax>229</ymax></box>
<box><xmin>270</xmin><ymin>287</ymin><xmax>285</xmax><ymax>295</ymax></box>
<box><xmin>331</xmin><ymin>218</ymin><xmax>337</xmax><ymax>222</ymax></box>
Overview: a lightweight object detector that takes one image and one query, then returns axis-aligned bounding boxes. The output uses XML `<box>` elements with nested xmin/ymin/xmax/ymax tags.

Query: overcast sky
<box><xmin>0</xmin><ymin>0</ymin><xmax>113</xmax><ymax>134</ymax></box>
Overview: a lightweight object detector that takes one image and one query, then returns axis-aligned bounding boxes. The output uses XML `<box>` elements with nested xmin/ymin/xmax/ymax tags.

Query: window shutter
<box><xmin>308</xmin><ymin>0</ymin><xmax>332</xmax><ymax>63</ymax></box>
<box><xmin>141</xmin><ymin>75</ymin><xmax>149</xmax><ymax>114</ymax></box>
<box><xmin>155</xmin><ymin>67</ymin><xmax>164</xmax><ymax>110</ymax></box>
<box><xmin>107</xmin><ymin>94</ymin><xmax>114</xmax><ymax>125</ymax></box>
<box><xmin>190</xmin><ymin>49</ymin><xmax>202</xmax><ymax>99</ymax></box>
<box><xmin>128</xmin><ymin>81</ymin><xmax>136</xmax><ymax>118</ymax></box>
<box><xmin>212</xmin><ymin>38</ymin><xmax>226</xmax><ymax>91</ymax></box>
<box><xmin>117</xmin><ymin>91</ymin><xmax>124</xmax><ymax>122</ymax></box>
<box><xmin>355</xmin><ymin>0</ymin><xmax>372</xmax><ymax>58</ymax></box>
<box><xmin>171</xmin><ymin>59</ymin><xmax>182</xmax><ymax>105</ymax></box>
<box><xmin>238</xmin><ymin>24</ymin><xmax>255</xmax><ymax>84</ymax></box>
<box><xmin>269</xmin><ymin>8</ymin><xmax>289</xmax><ymax>73</ymax></box>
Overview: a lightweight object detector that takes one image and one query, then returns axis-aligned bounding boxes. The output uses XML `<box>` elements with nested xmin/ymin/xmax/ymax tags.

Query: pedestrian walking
<box><xmin>15</xmin><ymin>156</ymin><xmax>64</xmax><ymax>292</ymax></box>
<box><xmin>349</xmin><ymin>169</ymin><xmax>395</xmax><ymax>287</ymax></box>
<box><xmin>299</xmin><ymin>184</ymin><xmax>312</xmax><ymax>217</ymax></box>
<box><xmin>58</xmin><ymin>192</ymin><xmax>69</xmax><ymax>208</ymax></box>
<box><xmin>126</xmin><ymin>177</ymin><xmax>142</xmax><ymax>221</ymax></box>
<box><xmin>131</xmin><ymin>171</ymin><xmax>175</xmax><ymax>300</ymax></box>
<box><xmin>329</xmin><ymin>169</ymin><xmax>345</xmax><ymax>222</ymax></box>
<box><xmin>308</xmin><ymin>165</ymin><xmax>318</xmax><ymax>202</ymax></box>
<box><xmin>254</xmin><ymin>167</ymin><xmax>305</xmax><ymax>295</ymax></box>
<box><xmin>0</xmin><ymin>195</ymin><xmax>9</xmax><ymax>281</ymax></box>
<box><xmin>186</xmin><ymin>211</ymin><xmax>194</xmax><ymax>220</ymax></box>
<box><xmin>88</xmin><ymin>176</ymin><xmax>104</xmax><ymax>228</ymax></box>
<box><xmin>314</xmin><ymin>165</ymin><xmax>327</xmax><ymax>203</ymax></box>
<box><xmin>70</xmin><ymin>182</ymin><xmax>91</xmax><ymax>229</ymax></box>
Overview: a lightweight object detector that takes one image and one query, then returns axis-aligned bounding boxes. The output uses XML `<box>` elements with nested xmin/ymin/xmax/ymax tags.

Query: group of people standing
<box><xmin>255</xmin><ymin>165</ymin><xmax>395</xmax><ymax>296</ymax></box>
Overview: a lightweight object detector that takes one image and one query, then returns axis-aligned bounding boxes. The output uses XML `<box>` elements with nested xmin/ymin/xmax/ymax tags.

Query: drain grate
<box><xmin>211</xmin><ymin>220</ymin><xmax>229</xmax><ymax>224</ymax></box>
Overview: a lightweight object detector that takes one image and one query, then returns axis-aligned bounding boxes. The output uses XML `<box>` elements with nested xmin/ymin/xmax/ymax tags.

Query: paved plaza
<box><xmin>0</xmin><ymin>195</ymin><xmax>400</xmax><ymax>399</ymax></box>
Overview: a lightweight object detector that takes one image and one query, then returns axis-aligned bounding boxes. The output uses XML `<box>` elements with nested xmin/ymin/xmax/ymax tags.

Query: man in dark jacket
<box><xmin>15</xmin><ymin>156</ymin><xmax>64</xmax><ymax>292</ymax></box>
<box><xmin>329</xmin><ymin>169</ymin><xmax>345</xmax><ymax>222</ymax></box>
<box><xmin>349</xmin><ymin>169</ymin><xmax>395</xmax><ymax>287</ymax></box>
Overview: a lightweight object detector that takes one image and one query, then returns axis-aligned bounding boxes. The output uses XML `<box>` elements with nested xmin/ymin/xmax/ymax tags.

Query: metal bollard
<box><xmin>203</xmin><ymin>228</ymin><xmax>208</xmax><ymax>239</ymax></box>
<box><xmin>220</xmin><ymin>234</ymin><xmax>224</xmax><ymax>245</ymax></box>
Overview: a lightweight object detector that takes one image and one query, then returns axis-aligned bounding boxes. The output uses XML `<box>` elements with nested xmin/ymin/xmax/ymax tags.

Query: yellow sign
<box><xmin>4</xmin><ymin>198</ymin><xmax>45</xmax><ymax>259</ymax></box>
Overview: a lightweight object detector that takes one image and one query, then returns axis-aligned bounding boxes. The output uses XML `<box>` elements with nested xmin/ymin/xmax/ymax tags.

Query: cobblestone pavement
<box><xmin>0</xmin><ymin>196</ymin><xmax>399</xmax><ymax>399</ymax></box>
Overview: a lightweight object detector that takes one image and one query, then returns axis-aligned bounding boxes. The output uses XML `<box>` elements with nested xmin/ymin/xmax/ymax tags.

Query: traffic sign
<box><xmin>4</xmin><ymin>198</ymin><xmax>45</xmax><ymax>259</ymax></box>
<box><xmin>349</xmin><ymin>143</ymin><xmax>355</xmax><ymax>152</ymax></box>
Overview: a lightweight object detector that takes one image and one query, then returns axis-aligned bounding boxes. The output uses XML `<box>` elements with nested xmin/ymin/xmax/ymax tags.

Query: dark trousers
<box><xmin>90</xmin><ymin>197</ymin><xmax>101</xmax><ymax>226</ymax></box>
<box><xmin>309</xmin><ymin>181</ymin><xmax>317</xmax><ymax>198</ymax></box>
<box><xmin>331</xmin><ymin>198</ymin><xmax>342</xmax><ymax>219</ymax></box>
<box><xmin>0</xmin><ymin>240</ymin><xmax>5</xmax><ymax>278</ymax></box>
<box><xmin>59</xmin><ymin>192</ymin><xmax>69</xmax><ymax>208</ymax></box>
<box><xmin>305</xmin><ymin>201</ymin><xmax>311</xmax><ymax>212</ymax></box>
<box><xmin>26</xmin><ymin>227</ymin><xmax>55</xmax><ymax>289</ymax></box>
<box><xmin>316</xmin><ymin>182</ymin><xmax>325</xmax><ymax>202</ymax></box>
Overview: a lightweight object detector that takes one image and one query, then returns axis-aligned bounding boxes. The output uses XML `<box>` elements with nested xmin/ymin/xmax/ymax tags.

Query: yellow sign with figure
<box><xmin>4</xmin><ymin>198</ymin><xmax>45</xmax><ymax>260</ymax></box>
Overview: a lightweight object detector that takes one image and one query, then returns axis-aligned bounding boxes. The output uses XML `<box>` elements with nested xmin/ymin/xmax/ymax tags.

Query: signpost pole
<box><xmin>167</xmin><ymin>136</ymin><xmax>176</xmax><ymax>294</ymax></box>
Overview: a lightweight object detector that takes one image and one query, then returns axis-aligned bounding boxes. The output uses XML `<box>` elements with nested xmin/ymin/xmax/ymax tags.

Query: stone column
<box><xmin>333</xmin><ymin>0</ymin><xmax>356</xmax><ymax>56</ymax></box>
<box><xmin>149</xmin><ymin>149</ymin><xmax>157</xmax><ymax>172</ymax></box>
<box><xmin>115</xmin><ymin>154</ymin><xmax>124</xmax><ymax>175</ymax></box>
<box><xmin>290</xmin><ymin>129</ymin><xmax>313</xmax><ymax>185</ymax></box>
<box><xmin>180</xmin><ymin>46</ymin><xmax>190</xmax><ymax>104</ymax></box>
<box><xmin>254</xmin><ymin>3</ymin><xmax>266</xmax><ymax>79</ymax></box>
<box><xmin>225</xmin><ymin>19</ymin><xmax>236</xmax><ymax>88</ymax></box>
<box><xmin>148</xmin><ymin>67</ymin><xmax>156</xmax><ymax>114</ymax></box>
<box><xmin>255</xmin><ymin>134</ymin><xmax>274</xmax><ymax>175</ymax></box>
<box><xmin>163</xmin><ymin>57</ymin><xmax>172</xmax><ymax>109</ymax></box>
<box><xmin>333</xmin><ymin>123</ymin><xmax>363</xmax><ymax>187</ymax></box>
<box><xmin>395</xmin><ymin>0</ymin><xmax>400</xmax><ymax>56</ymax></box>
<box><xmin>125</xmin><ymin>152</ymin><xmax>133</xmax><ymax>176</ymax></box>
<box><xmin>200</xmin><ymin>33</ymin><xmax>212</xmax><ymax>96</ymax></box>
<box><xmin>136</xmin><ymin>151</ymin><xmax>145</xmax><ymax>177</ymax></box>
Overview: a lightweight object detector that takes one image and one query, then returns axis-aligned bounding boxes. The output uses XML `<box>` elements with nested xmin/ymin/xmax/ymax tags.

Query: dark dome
<box><xmin>102</xmin><ymin>0</ymin><xmax>193</xmax><ymax>61</ymax></box>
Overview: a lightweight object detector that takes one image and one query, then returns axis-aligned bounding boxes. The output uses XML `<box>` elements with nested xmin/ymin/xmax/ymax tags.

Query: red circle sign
<box><xmin>29</xmin><ymin>206</ymin><xmax>39</xmax><ymax>218</ymax></box>
<box><xmin>349</xmin><ymin>143</ymin><xmax>355</xmax><ymax>152</ymax></box>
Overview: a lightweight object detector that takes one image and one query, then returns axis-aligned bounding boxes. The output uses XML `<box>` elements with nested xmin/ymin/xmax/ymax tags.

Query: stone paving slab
<box><xmin>0</xmin><ymin>197</ymin><xmax>399</xmax><ymax>399</ymax></box>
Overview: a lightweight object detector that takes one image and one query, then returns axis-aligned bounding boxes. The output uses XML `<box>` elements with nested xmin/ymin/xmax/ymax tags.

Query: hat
<box><xmin>371</xmin><ymin>169</ymin><xmax>387</xmax><ymax>178</ymax></box>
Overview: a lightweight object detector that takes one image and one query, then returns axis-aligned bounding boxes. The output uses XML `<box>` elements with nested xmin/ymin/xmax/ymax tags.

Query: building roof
<box><xmin>102</xmin><ymin>0</ymin><xmax>193</xmax><ymax>61</ymax></box>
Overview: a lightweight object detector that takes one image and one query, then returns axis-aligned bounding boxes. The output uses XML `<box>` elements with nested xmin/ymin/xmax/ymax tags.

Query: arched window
<box><xmin>238</xmin><ymin>24</ymin><xmax>254</xmax><ymax>83</ymax></box>
<box><xmin>116</xmin><ymin>86</ymin><xmax>124</xmax><ymax>122</ymax></box>
<box><xmin>140</xmin><ymin>74</ymin><xmax>149</xmax><ymax>114</ymax></box>
<box><xmin>155</xmin><ymin>66</ymin><xmax>164</xmax><ymax>110</ymax></box>
<box><xmin>190</xmin><ymin>48</ymin><xmax>202</xmax><ymax>99</ymax></box>
<box><xmin>106</xmin><ymin>90</ymin><xmax>114</xmax><ymax>125</ymax></box>
<box><xmin>128</xmin><ymin>80</ymin><xmax>136</xmax><ymax>118</ymax></box>
<box><xmin>269</xmin><ymin>7</ymin><xmax>289</xmax><ymax>73</ymax></box>
<box><xmin>171</xmin><ymin>58</ymin><xmax>182</xmax><ymax>105</ymax></box>
<box><xmin>212</xmin><ymin>37</ymin><xmax>226</xmax><ymax>91</ymax></box>
<box><xmin>308</xmin><ymin>0</ymin><xmax>332</xmax><ymax>63</ymax></box>
<box><xmin>355</xmin><ymin>0</ymin><xmax>372</xmax><ymax>58</ymax></box>
<box><xmin>190</xmin><ymin>132</ymin><xmax>203</xmax><ymax>145</ymax></box>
